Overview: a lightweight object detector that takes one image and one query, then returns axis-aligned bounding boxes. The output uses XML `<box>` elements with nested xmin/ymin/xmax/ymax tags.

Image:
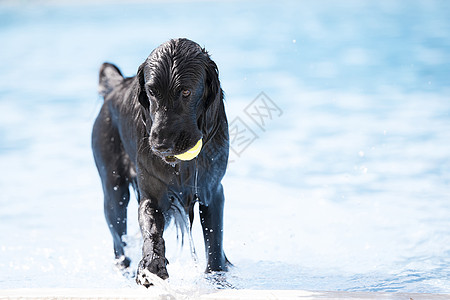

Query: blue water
<box><xmin>0</xmin><ymin>0</ymin><xmax>449</xmax><ymax>294</ymax></box>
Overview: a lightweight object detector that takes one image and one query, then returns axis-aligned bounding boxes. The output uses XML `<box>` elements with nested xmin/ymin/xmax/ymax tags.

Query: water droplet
<box><xmin>113</xmin><ymin>186</ymin><xmax>118</xmax><ymax>191</ymax></box>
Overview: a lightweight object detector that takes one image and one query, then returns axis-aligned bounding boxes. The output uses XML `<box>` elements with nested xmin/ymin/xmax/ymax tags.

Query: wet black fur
<box><xmin>91</xmin><ymin>38</ymin><xmax>230</xmax><ymax>286</ymax></box>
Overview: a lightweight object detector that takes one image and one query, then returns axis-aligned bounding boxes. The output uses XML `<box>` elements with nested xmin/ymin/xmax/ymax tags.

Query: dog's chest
<box><xmin>165</xmin><ymin>163</ymin><xmax>199</xmax><ymax>206</ymax></box>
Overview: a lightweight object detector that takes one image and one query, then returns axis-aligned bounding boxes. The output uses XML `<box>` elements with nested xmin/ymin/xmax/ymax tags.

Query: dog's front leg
<box><xmin>136</xmin><ymin>198</ymin><xmax>168</xmax><ymax>287</ymax></box>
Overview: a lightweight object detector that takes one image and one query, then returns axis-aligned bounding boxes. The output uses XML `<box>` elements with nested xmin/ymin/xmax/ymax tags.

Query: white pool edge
<box><xmin>0</xmin><ymin>289</ymin><xmax>450</xmax><ymax>300</ymax></box>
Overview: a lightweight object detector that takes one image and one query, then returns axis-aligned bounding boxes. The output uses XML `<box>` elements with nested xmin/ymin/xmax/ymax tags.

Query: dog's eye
<box><xmin>181</xmin><ymin>89</ymin><xmax>191</xmax><ymax>98</ymax></box>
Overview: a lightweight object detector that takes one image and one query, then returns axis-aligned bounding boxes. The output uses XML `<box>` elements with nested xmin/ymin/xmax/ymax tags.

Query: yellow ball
<box><xmin>174</xmin><ymin>138</ymin><xmax>203</xmax><ymax>161</ymax></box>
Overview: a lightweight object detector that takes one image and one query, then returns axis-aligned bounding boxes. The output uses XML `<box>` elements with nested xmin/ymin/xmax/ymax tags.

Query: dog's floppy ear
<box><xmin>200</xmin><ymin>52</ymin><xmax>224</xmax><ymax>141</ymax></box>
<box><xmin>204</xmin><ymin>54</ymin><xmax>221</xmax><ymax>111</ymax></box>
<box><xmin>136</xmin><ymin>63</ymin><xmax>150</xmax><ymax>110</ymax></box>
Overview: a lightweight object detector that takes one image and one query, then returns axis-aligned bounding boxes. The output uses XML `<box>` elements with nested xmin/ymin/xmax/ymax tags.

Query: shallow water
<box><xmin>0</xmin><ymin>0</ymin><xmax>449</xmax><ymax>294</ymax></box>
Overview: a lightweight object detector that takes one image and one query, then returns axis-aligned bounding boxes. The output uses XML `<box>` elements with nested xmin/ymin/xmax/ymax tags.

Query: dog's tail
<box><xmin>98</xmin><ymin>62</ymin><xmax>124</xmax><ymax>98</ymax></box>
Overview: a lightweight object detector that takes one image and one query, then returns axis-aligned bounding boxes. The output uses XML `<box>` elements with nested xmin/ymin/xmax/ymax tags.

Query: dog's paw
<box><xmin>114</xmin><ymin>255</ymin><xmax>131</xmax><ymax>270</ymax></box>
<box><xmin>205</xmin><ymin>271</ymin><xmax>235</xmax><ymax>289</ymax></box>
<box><xmin>136</xmin><ymin>255</ymin><xmax>169</xmax><ymax>288</ymax></box>
<box><xmin>113</xmin><ymin>255</ymin><xmax>135</xmax><ymax>279</ymax></box>
<box><xmin>136</xmin><ymin>267</ymin><xmax>169</xmax><ymax>289</ymax></box>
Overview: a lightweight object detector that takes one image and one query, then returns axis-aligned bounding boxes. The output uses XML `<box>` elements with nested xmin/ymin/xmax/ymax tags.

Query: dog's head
<box><xmin>136</xmin><ymin>38</ymin><xmax>222</xmax><ymax>164</ymax></box>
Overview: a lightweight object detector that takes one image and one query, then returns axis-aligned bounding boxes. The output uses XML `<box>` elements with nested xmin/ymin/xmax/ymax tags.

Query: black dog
<box><xmin>91</xmin><ymin>38</ymin><xmax>230</xmax><ymax>287</ymax></box>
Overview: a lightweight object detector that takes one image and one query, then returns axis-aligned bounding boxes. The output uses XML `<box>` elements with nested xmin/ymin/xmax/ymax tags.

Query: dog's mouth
<box><xmin>161</xmin><ymin>138</ymin><xmax>203</xmax><ymax>164</ymax></box>
<box><xmin>164</xmin><ymin>155</ymin><xmax>178</xmax><ymax>164</ymax></box>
